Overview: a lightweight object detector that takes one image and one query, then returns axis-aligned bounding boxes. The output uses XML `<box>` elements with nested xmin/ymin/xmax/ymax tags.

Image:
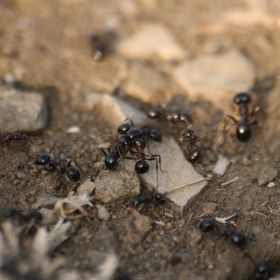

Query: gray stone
<box><xmin>0</xmin><ymin>87</ymin><xmax>48</xmax><ymax>134</ymax></box>
<box><xmin>126</xmin><ymin>138</ymin><xmax>208</xmax><ymax>213</ymax></box>
<box><xmin>96</xmin><ymin>204</ymin><xmax>111</xmax><ymax>220</ymax></box>
<box><xmin>95</xmin><ymin>169</ymin><xmax>141</xmax><ymax>204</ymax></box>
<box><xmin>258</xmin><ymin>167</ymin><xmax>278</xmax><ymax>186</ymax></box>
<box><xmin>123</xmin><ymin>63</ymin><xmax>168</xmax><ymax>103</ymax></box>
<box><xmin>173</xmin><ymin>49</ymin><xmax>255</xmax><ymax>106</ymax></box>
<box><xmin>34</xmin><ymin>193</ymin><xmax>59</xmax><ymax>209</ymax></box>
<box><xmin>90</xmin><ymin>95</ymin><xmax>208</xmax><ymax>213</ymax></box>
<box><xmin>125</xmin><ymin>209</ymin><xmax>152</xmax><ymax>246</ymax></box>
<box><xmin>16</xmin><ymin>171</ymin><xmax>26</xmax><ymax>179</ymax></box>
<box><xmin>116</xmin><ymin>23</ymin><xmax>185</xmax><ymax>61</ymax></box>
<box><xmin>86</xmin><ymin>93</ymin><xmax>147</xmax><ymax>129</ymax></box>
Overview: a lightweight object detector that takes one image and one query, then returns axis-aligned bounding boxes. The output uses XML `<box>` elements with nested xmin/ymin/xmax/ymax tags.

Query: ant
<box><xmin>131</xmin><ymin>188</ymin><xmax>165</xmax><ymax>207</ymax></box>
<box><xmin>179</xmin><ymin>129</ymin><xmax>204</xmax><ymax>162</ymax></box>
<box><xmin>219</xmin><ymin>92</ymin><xmax>265</xmax><ymax>143</ymax></box>
<box><xmin>199</xmin><ymin>217</ymin><xmax>247</xmax><ymax>250</ymax></box>
<box><xmin>101</xmin><ymin>137</ymin><xmax>129</xmax><ymax>171</ymax></box>
<box><xmin>0</xmin><ymin>132</ymin><xmax>24</xmax><ymax>147</ymax></box>
<box><xmin>34</xmin><ymin>154</ymin><xmax>83</xmax><ymax>182</ymax></box>
<box><xmin>89</xmin><ymin>35</ymin><xmax>105</xmax><ymax>62</ymax></box>
<box><xmin>147</xmin><ymin>107</ymin><xmax>192</xmax><ymax>128</ymax></box>
<box><xmin>3</xmin><ymin>206</ymin><xmax>42</xmax><ymax>223</ymax></box>
<box><xmin>253</xmin><ymin>261</ymin><xmax>272</xmax><ymax>280</ymax></box>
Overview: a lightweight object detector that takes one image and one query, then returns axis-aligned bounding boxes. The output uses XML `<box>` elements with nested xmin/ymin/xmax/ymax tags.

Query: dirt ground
<box><xmin>1</xmin><ymin>1</ymin><xmax>280</xmax><ymax>279</ymax></box>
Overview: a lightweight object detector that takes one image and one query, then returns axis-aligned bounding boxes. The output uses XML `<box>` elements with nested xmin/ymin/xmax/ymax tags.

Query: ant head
<box><xmin>27</xmin><ymin>210</ymin><xmax>43</xmax><ymax>220</ymax></box>
<box><xmin>130</xmin><ymin>196</ymin><xmax>146</xmax><ymax>207</ymax></box>
<box><xmin>182</xmin><ymin>129</ymin><xmax>194</xmax><ymax>138</ymax></box>
<box><xmin>117</xmin><ymin>122</ymin><xmax>133</xmax><ymax>135</ymax></box>
<box><xmin>147</xmin><ymin>108</ymin><xmax>162</xmax><ymax>119</ymax></box>
<box><xmin>34</xmin><ymin>154</ymin><xmax>51</xmax><ymax>165</ymax></box>
<box><xmin>125</xmin><ymin>128</ymin><xmax>143</xmax><ymax>146</ymax></box>
<box><xmin>189</xmin><ymin>149</ymin><xmax>200</xmax><ymax>162</ymax></box>
<box><xmin>12</xmin><ymin>132</ymin><xmax>22</xmax><ymax>140</ymax></box>
<box><xmin>234</xmin><ymin>92</ymin><xmax>251</xmax><ymax>104</ymax></box>
<box><xmin>135</xmin><ymin>160</ymin><xmax>149</xmax><ymax>174</ymax></box>
<box><xmin>230</xmin><ymin>231</ymin><xmax>247</xmax><ymax>250</ymax></box>
<box><xmin>149</xmin><ymin>129</ymin><xmax>162</xmax><ymax>143</ymax></box>
<box><xmin>3</xmin><ymin>206</ymin><xmax>19</xmax><ymax>217</ymax></box>
<box><xmin>180</xmin><ymin>113</ymin><xmax>193</xmax><ymax>124</ymax></box>
<box><xmin>236</xmin><ymin>123</ymin><xmax>251</xmax><ymax>142</ymax></box>
<box><xmin>67</xmin><ymin>166</ymin><xmax>80</xmax><ymax>182</ymax></box>
<box><xmin>154</xmin><ymin>192</ymin><xmax>165</xmax><ymax>204</ymax></box>
<box><xmin>199</xmin><ymin>217</ymin><xmax>218</xmax><ymax>232</ymax></box>
<box><xmin>105</xmin><ymin>153</ymin><xmax>119</xmax><ymax>170</ymax></box>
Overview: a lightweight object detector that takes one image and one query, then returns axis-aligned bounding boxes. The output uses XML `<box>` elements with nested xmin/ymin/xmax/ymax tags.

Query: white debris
<box><xmin>267</xmin><ymin>182</ymin><xmax>275</xmax><ymax>188</ymax></box>
<box><xmin>221</xmin><ymin>176</ymin><xmax>239</xmax><ymax>186</ymax></box>
<box><xmin>67</xmin><ymin>126</ymin><xmax>80</xmax><ymax>134</ymax></box>
<box><xmin>77</xmin><ymin>177</ymin><xmax>96</xmax><ymax>196</ymax></box>
<box><xmin>215</xmin><ymin>213</ymin><xmax>237</xmax><ymax>224</ymax></box>
<box><xmin>213</xmin><ymin>155</ymin><xmax>231</xmax><ymax>176</ymax></box>
<box><xmin>96</xmin><ymin>204</ymin><xmax>111</xmax><ymax>220</ymax></box>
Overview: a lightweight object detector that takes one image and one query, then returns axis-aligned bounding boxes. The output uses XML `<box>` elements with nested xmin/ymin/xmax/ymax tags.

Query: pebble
<box><xmin>173</xmin><ymin>49</ymin><xmax>255</xmax><ymax>107</ymax></box>
<box><xmin>0</xmin><ymin>87</ymin><xmax>48</xmax><ymax>134</ymax></box>
<box><xmin>116</xmin><ymin>23</ymin><xmax>185</xmax><ymax>61</ymax></box>
<box><xmin>86</xmin><ymin>93</ymin><xmax>147</xmax><ymax>129</ymax></box>
<box><xmin>125</xmin><ymin>209</ymin><xmax>152</xmax><ymax>246</ymax></box>
<box><xmin>213</xmin><ymin>155</ymin><xmax>231</xmax><ymax>176</ymax></box>
<box><xmin>258</xmin><ymin>167</ymin><xmax>278</xmax><ymax>186</ymax></box>
<box><xmin>66</xmin><ymin>126</ymin><xmax>80</xmax><ymax>134</ymax></box>
<box><xmin>91</xmin><ymin>95</ymin><xmax>208</xmax><ymax>213</ymax></box>
<box><xmin>94</xmin><ymin>169</ymin><xmax>141</xmax><ymax>204</ymax></box>
<box><xmin>16</xmin><ymin>171</ymin><xmax>26</xmax><ymax>179</ymax></box>
<box><xmin>96</xmin><ymin>204</ymin><xmax>111</xmax><ymax>220</ymax></box>
<box><xmin>123</xmin><ymin>63</ymin><xmax>168</xmax><ymax>103</ymax></box>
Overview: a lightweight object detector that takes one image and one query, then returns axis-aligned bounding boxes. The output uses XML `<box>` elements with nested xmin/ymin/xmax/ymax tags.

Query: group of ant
<box><xmin>200</xmin><ymin>217</ymin><xmax>274</xmax><ymax>279</ymax></box>
<box><xmin>0</xmin><ymin>92</ymin><xmax>264</xmax><ymax>202</ymax></box>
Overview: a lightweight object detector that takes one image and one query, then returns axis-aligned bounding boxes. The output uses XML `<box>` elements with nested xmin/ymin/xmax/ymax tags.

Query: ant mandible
<box><xmin>221</xmin><ymin>92</ymin><xmax>265</xmax><ymax>142</ymax></box>
<box><xmin>34</xmin><ymin>154</ymin><xmax>82</xmax><ymax>182</ymax></box>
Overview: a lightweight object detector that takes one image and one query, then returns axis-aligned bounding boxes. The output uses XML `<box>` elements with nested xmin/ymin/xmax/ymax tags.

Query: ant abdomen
<box><xmin>236</xmin><ymin>123</ymin><xmax>251</xmax><ymax>142</ymax></box>
<box><xmin>135</xmin><ymin>160</ymin><xmax>149</xmax><ymax>174</ymax></box>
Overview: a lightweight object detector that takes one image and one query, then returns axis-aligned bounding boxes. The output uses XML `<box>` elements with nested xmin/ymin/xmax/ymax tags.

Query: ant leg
<box><xmin>250</xmin><ymin>120</ymin><xmax>269</xmax><ymax>152</ymax></box>
<box><xmin>214</xmin><ymin>115</ymin><xmax>239</xmax><ymax>145</ymax></box>
<box><xmin>147</xmin><ymin>154</ymin><xmax>166</xmax><ymax>173</ymax></box>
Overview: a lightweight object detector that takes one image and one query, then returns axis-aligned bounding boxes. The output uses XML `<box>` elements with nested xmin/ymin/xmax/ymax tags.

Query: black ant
<box><xmin>219</xmin><ymin>92</ymin><xmax>265</xmax><ymax>143</ymax></box>
<box><xmin>3</xmin><ymin>206</ymin><xmax>42</xmax><ymax>223</ymax></box>
<box><xmin>101</xmin><ymin>137</ymin><xmax>129</xmax><ymax>171</ymax></box>
<box><xmin>147</xmin><ymin>107</ymin><xmax>192</xmax><ymax>128</ymax></box>
<box><xmin>199</xmin><ymin>217</ymin><xmax>247</xmax><ymax>250</ymax></box>
<box><xmin>179</xmin><ymin>129</ymin><xmax>203</xmax><ymax>162</ymax></box>
<box><xmin>34</xmin><ymin>154</ymin><xmax>82</xmax><ymax>182</ymax></box>
<box><xmin>253</xmin><ymin>261</ymin><xmax>272</xmax><ymax>280</ymax></box>
<box><xmin>130</xmin><ymin>188</ymin><xmax>165</xmax><ymax>207</ymax></box>
<box><xmin>89</xmin><ymin>35</ymin><xmax>105</xmax><ymax>62</ymax></box>
<box><xmin>1</xmin><ymin>132</ymin><xmax>24</xmax><ymax>147</ymax></box>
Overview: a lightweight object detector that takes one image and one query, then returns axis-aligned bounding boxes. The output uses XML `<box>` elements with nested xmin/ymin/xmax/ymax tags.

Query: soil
<box><xmin>1</xmin><ymin>1</ymin><xmax>280</xmax><ymax>280</ymax></box>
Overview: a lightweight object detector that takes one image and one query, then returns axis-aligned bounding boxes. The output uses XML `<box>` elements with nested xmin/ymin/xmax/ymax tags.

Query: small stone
<box><xmin>77</xmin><ymin>177</ymin><xmax>95</xmax><ymax>196</ymax></box>
<box><xmin>267</xmin><ymin>182</ymin><xmax>275</xmax><ymax>188</ymax></box>
<box><xmin>66</xmin><ymin>126</ymin><xmax>80</xmax><ymax>134</ymax></box>
<box><xmin>95</xmin><ymin>169</ymin><xmax>141</xmax><ymax>204</ymax></box>
<box><xmin>16</xmin><ymin>171</ymin><xmax>26</xmax><ymax>179</ymax></box>
<box><xmin>201</xmin><ymin>202</ymin><xmax>217</xmax><ymax>215</ymax></box>
<box><xmin>86</xmin><ymin>93</ymin><xmax>147</xmax><ymax>129</ymax></box>
<box><xmin>213</xmin><ymin>155</ymin><xmax>231</xmax><ymax>176</ymax></box>
<box><xmin>242</xmin><ymin>157</ymin><xmax>252</xmax><ymax>166</ymax></box>
<box><xmin>173</xmin><ymin>49</ymin><xmax>255</xmax><ymax>106</ymax></box>
<box><xmin>125</xmin><ymin>209</ymin><xmax>152</xmax><ymax>246</ymax></box>
<box><xmin>123</xmin><ymin>63</ymin><xmax>168</xmax><ymax>103</ymax></box>
<box><xmin>0</xmin><ymin>87</ymin><xmax>48</xmax><ymax>134</ymax></box>
<box><xmin>258</xmin><ymin>167</ymin><xmax>278</xmax><ymax>186</ymax></box>
<box><xmin>35</xmin><ymin>193</ymin><xmax>59</xmax><ymax>208</ymax></box>
<box><xmin>116</xmin><ymin>23</ymin><xmax>185</xmax><ymax>61</ymax></box>
<box><xmin>96</xmin><ymin>204</ymin><xmax>111</xmax><ymax>220</ymax></box>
